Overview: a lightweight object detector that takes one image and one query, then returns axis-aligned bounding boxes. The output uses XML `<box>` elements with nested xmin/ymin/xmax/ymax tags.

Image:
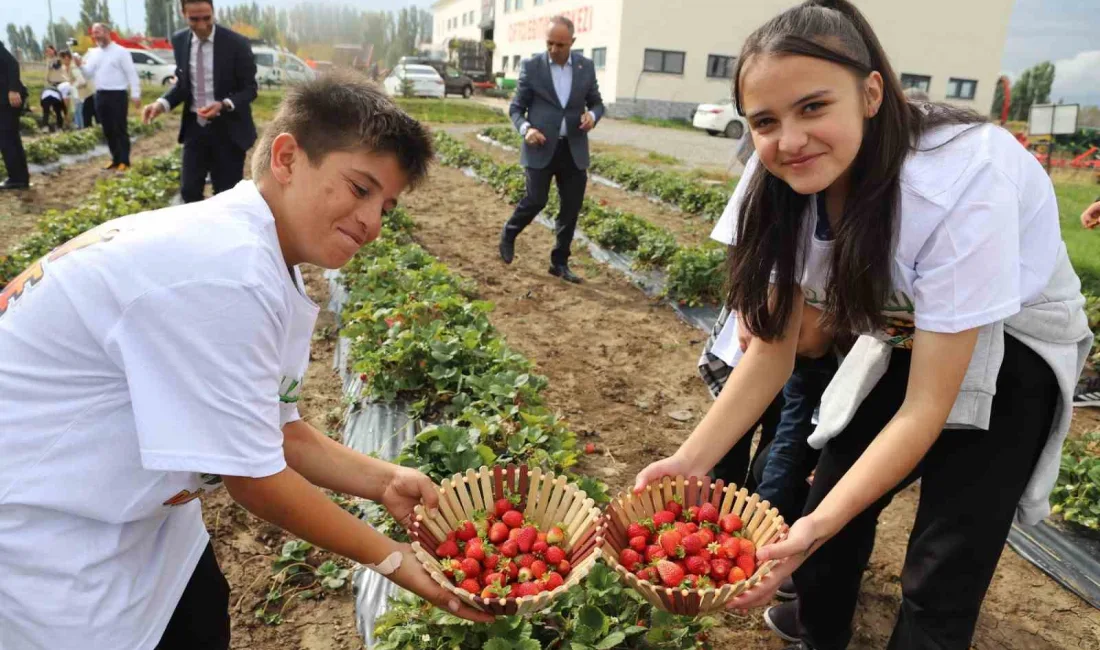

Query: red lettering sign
<box><xmin>508</xmin><ymin>5</ymin><xmax>593</xmax><ymax>42</ymax></box>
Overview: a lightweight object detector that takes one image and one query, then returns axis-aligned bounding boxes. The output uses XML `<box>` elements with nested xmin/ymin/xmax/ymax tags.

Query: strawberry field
<box><xmin>1</xmin><ymin>110</ymin><xmax>1098</xmax><ymax>649</ymax></box>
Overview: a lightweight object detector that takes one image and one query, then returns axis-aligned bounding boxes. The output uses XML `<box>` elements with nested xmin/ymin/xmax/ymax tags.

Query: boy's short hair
<box><xmin>251</xmin><ymin>70</ymin><xmax>434</xmax><ymax>187</ymax></box>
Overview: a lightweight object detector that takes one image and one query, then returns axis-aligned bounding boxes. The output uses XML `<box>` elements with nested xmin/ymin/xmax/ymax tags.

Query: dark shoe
<box><xmin>0</xmin><ymin>179</ymin><xmax>30</xmax><ymax>191</ymax></box>
<box><xmin>499</xmin><ymin>233</ymin><xmax>515</xmax><ymax>264</ymax></box>
<box><xmin>763</xmin><ymin>600</ymin><xmax>801</xmax><ymax>644</ymax></box>
<box><xmin>549</xmin><ymin>264</ymin><xmax>582</xmax><ymax>284</ymax></box>
<box><xmin>776</xmin><ymin>576</ymin><xmax>796</xmax><ymax>600</ymax></box>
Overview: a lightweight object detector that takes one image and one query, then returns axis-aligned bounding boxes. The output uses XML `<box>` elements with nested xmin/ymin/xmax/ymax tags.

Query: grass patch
<box><xmin>1058</xmin><ymin>178</ymin><xmax>1100</xmax><ymax>294</ymax></box>
<box><xmin>626</xmin><ymin>115</ymin><xmax>697</xmax><ymax>132</ymax></box>
<box><xmin>394</xmin><ymin>98</ymin><xmax>508</xmax><ymax>124</ymax></box>
<box><xmin>646</xmin><ymin>150</ymin><xmax>681</xmax><ymax>165</ymax></box>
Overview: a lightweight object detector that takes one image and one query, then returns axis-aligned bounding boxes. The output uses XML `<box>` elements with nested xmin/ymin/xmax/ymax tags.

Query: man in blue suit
<box><xmin>499</xmin><ymin>15</ymin><xmax>604</xmax><ymax>284</ymax></box>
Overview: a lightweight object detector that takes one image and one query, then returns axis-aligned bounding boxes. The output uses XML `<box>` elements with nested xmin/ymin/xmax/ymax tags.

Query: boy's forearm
<box><xmin>282</xmin><ymin>419</ymin><xmax>394</xmax><ymax>502</ymax></box>
<box><xmin>223</xmin><ymin>467</ymin><xmax>400</xmax><ymax>566</ymax></box>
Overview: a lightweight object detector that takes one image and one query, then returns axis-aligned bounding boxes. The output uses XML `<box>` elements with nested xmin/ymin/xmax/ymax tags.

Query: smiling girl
<box><xmin>634</xmin><ymin>1</ymin><xmax>1092</xmax><ymax>648</ymax></box>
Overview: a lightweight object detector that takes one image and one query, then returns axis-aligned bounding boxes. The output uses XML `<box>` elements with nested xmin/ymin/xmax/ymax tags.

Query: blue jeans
<box><xmin>73</xmin><ymin>102</ymin><xmax>84</xmax><ymax>129</ymax></box>
<box><xmin>756</xmin><ymin>354</ymin><xmax>837</xmax><ymax>522</ymax></box>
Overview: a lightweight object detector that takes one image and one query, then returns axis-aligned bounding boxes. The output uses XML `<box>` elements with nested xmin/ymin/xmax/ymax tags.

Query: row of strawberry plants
<box><xmin>1</xmin><ymin>119</ymin><xmax>163</xmax><ymax>175</ymax></box>
<box><xmin>0</xmin><ymin>153</ymin><xmax>181</xmax><ymax>285</ymax></box>
<box><xmin>435</xmin><ymin>131</ymin><xmax>726</xmax><ymax>307</ymax></box>
<box><xmin>339</xmin><ymin>212</ymin><xmax>716</xmax><ymax>648</ymax></box>
<box><xmin>480</xmin><ymin>126</ymin><xmax>733</xmax><ymax>221</ymax></box>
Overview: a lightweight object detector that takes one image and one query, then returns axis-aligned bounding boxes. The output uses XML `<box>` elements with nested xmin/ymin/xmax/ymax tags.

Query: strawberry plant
<box><xmin>1050</xmin><ymin>431</ymin><xmax>1100</xmax><ymax>531</ymax></box>
<box><xmin>254</xmin><ymin>540</ymin><xmax>354</xmax><ymax>625</ymax></box>
<box><xmin>19</xmin><ymin>116</ymin><xmax>39</xmax><ymax>135</ymax></box>
<box><xmin>664</xmin><ymin>243</ymin><xmax>727</xmax><ymax>307</ymax></box>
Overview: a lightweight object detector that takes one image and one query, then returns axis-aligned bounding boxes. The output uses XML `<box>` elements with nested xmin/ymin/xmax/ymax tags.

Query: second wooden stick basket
<box><xmin>410</xmin><ymin>463</ymin><xmax>605</xmax><ymax>615</ymax></box>
<box><xmin>601</xmin><ymin>476</ymin><xmax>786</xmax><ymax>615</ymax></box>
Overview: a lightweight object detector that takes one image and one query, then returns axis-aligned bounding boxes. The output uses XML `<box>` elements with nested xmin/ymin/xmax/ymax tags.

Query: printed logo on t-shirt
<box><xmin>279</xmin><ymin>375</ymin><xmax>303</xmax><ymax>404</ymax></box>
<box><xmin>0</xmin><ymin>223</ymin><xmax>124</xmax><ymax>319</ymax></box>
<box><xmin>803</xmin><ymin>286</ymin><xmax>917</xmax><ymax>349</ymax></box>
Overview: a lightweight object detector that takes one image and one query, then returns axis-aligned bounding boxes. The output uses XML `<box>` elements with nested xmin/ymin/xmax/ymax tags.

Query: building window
<box><xmin>644</xmin><ymin>49</ymin><xmax>685</xmax><ymax>74</ymax></box>
<box><xmin>946</xmin><ymin>78</ymin><xmax>977</xmax><ymax>100</ymax></box>
<box><xmin>707</xmin><ymin>54</ymin><xmax>735</xmax><ymax>79</ymax></box>
<box><xmin>900</xmin><ymin>73</ymin><xmax>931</xmax><ymax>93</ymax></box>
<box><xmin>502</xmin><ymin>55</ymin><xmax>508</xmax><ymax>71</ymax></box>
<box><xmin>505</xmin><ymin>0</ymin><xmax>511</xmax><ymax>12</ymax></box>
<box><xmin>592</xmin><ymin>47</ymin><xmax>606</xmax><ymax>69</ymax></box>
<box><xmin>515</xmin><ymin>0</ymin><xmax>523</xmax><ymax>9</ymax></box>
<box><xmin>512</xmin><ymin>55</ymin><xmax>520</xmax><ymax>70</ymax></box>
<box><xmin>535</xmin><ymin>0</ymin><xmax>545</xmax><ymax>4</ymax></box>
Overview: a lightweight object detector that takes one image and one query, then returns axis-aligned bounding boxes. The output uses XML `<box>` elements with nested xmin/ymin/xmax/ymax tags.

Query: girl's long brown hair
<box><xmin>727</xmin><ymin>0</ymin><xmax>983</xmax><ymax>340</ymax></box>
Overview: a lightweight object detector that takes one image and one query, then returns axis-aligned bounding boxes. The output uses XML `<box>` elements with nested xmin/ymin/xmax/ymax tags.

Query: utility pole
<box><xmin>123</xmin><ymin>0</ymin><xmax>131</xmax><ymax>32</ymax></box>
<box><xmin>47</xmin><ymin>0</ymin><xmax>54</xmax><ymax>40</ymax></box>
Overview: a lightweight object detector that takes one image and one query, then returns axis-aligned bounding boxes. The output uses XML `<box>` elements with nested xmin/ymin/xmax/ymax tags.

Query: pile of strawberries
<box><xmin>435</xmin><ymin>496</ymin><xmax>572</xmax><ymax>600</ymax></box>
<box><xmin>617</xmin><ymin>499</ymin><xmax>758</xmax><ymax>590</ymax></box>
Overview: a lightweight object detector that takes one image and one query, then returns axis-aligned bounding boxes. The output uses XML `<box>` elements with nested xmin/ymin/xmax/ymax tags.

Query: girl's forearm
<box><xmin>282</xmin><ymin>419</ymin><xmax>394</xmax><ymax>502</ymax></box>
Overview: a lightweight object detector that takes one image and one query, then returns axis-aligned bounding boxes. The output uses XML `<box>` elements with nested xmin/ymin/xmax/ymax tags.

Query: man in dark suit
<box><xmin>0</xmin><ymin>39</ymin><xmax>29</xmax><ymax>190</ymax></box>
<box><xmin>499</xmin><ymin>15</ymin><xmax>604</xmax><ymax>284</ymax></box>
<box><xmin>143</xmin><ymin>0</ymin><xmax>257</xmax><ymax>203</ymax></box>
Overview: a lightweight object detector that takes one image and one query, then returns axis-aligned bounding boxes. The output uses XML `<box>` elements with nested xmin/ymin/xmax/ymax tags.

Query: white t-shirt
<box><xmin>0</xmin><ymin>181</ymin><xmax>318</xmax><ymax>650</ymax></box>
<box><xmin>711</xmin><ymin>122</ymin><xmax>1060</xmax><ymax>357</ymax></box>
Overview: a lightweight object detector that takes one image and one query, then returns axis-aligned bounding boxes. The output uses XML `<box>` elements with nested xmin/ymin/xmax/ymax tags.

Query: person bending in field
<box><xmin>0</xmin><ymin>71</ymin><xmax>493</xmax><ymax>650</ymax></box>
<box><xmin>635</xmin><ymin>1</ymin><xmax>1090</xmax><ymax>649</ymax></box>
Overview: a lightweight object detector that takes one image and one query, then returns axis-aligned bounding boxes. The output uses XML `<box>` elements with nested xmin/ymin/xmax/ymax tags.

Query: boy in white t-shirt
<box><xmin>0</xmin><ymin>71</ymin><xmax>493</xmax><ymax>650</ymax></box>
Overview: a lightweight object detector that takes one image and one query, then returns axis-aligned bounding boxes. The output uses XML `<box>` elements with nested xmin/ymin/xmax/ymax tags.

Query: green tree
<box><xmin>79</xmin><ymin>0</ymin><xmax>113</xmax><ymax>31</ymax></box>
<box><xmin>145</xmin><ymin>0</ymin><xmax>172</xmax><ymax>38</ymax></box>
<box><xmin>21</xmin><ymin>25</ymin><xmax>41</xmax><ymax>59</ymax></box>
<box><xmin>6</xmin><ymin>23</ymin><xmax>25</xmax><ymax>58</ymax></box>
<box><xmin>1029</xmin><ymin>61</ymin><xmax>1055</xmax><ymax>105</ymax></box>
<box><xmin>46</xmin><ymin>19</ymin><xmax>77</xmax><ymax>49</ymax></box>
<box><xmin>1009</xmin><ymin>69</ymin><xmax>1032</xmax><ymax>121</ymax></box>
<box><xmin>990</xmin><ymin>75</ymin><xmax>1007</xmax><ymax>120</ymax></box>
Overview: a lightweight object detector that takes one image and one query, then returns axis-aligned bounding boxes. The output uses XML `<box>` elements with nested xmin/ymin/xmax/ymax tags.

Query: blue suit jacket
<box><xmin>508</xmin><ymin>52</ymin><xmax>604</xmax><ymax>170</ymax></box>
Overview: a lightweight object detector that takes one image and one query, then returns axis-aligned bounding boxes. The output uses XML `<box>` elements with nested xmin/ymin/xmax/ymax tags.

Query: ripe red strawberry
<box><xmin>483</xmin><ymin>553</ymin><xmax>500</xmax><ymax>570</ymax></box>
<box><xmin>584</xmin><ymin>442</ymin><xmax>596</xmax><ymax>454</ymax></box>
<box><xmin>659</xmin><ymin>530</ymin><xmax>684</xmax><ymax>558</ymax></box>
<box><xmin>497</xmin><ymin>499</ymin><xmax>517</xmax><ymax>519</ymax></box>
<box><xmin>512</xmin><ymin>582</ymin><xmax>541</xmax><ymax>598</ymax></box>
<box><xmin>546</xmin><ymin>525</ymin><xmax>566</xmax><ymax>545</ymax></box>
<box><xmin>717</xmin><ymin>532</ymin><xmax>733</xmax><ymax>545</ymax></box>
<box><xmin>721</xmin><ymin>537</ymin><xmax>741</xmax><ymax>559</ymax></box>
<box><xmin>455</xmin><ymin>520</ymin><xmax>477</xmax><ymax>541</ymax></box>
<box><xmin>696</xmin><ymin>527</ymin><xmax>715</xmax><ymax>547</ymax></box>
<box><xmin>502</xmin><ymin>510</ymin><xmax>524</xmax><ymax>529</ymax></box>
<box><xmin>516</xmin><ymin>553</ymin><xmax>535</xmax><ymax>569</ymax></box>
<box><xmin>517</xmin><ymin>567</ymin><xmax>533</xmax><ymax>583</ymax></box>
<box><xmin>619</xmin><ymin>548</ymin><xmax>642</xmax><ymax>571</ymax></box>
<box><xmin>739</xmin><ymin>538</ymin><xmax>756</xmax><ymax>557</ymax></box>
<box><xmin>544</xmin><ymin>571</ymin><xmax>565</xmax><ymax>591</ymax></box>
<box><xmin>530</xmin><ymin>560</ymin><xmax>548</xmax><ymax>579</ymax></box>
<box><xmin>642</xmin><ymin>543</ymin><xmax>668</xmax><ymax>563</ymax></box>
<box><xmin>665</xmin><ymin>499</ymin><xmax>684</xmax><ymax>519</ymax></box>
<box><xmin>728</xmin><ymin>566</ymin><xmax>747</xmax><ymax>583</ymax></box>
<box><xmin>500</xmin><ymin>540</ymin><xmax>519</xmax><ymax>558</ymax></box>
<box><xmin>509</xmin><ymin>528</ymin><xmax>522</xmax><ymax>541</ymax></box>
<box><xmin>482</xmin><ymin>571</ymin><xmax>506</xmax><ymax>587</ymax></box>
<box><xmin>720</xmin><ymin>513</ymin><xmax>743</xmax><ymax>534</ymax></box>
<box><xmin>488</xmin><ymin>521</ymin><xmax>509</xmax><ymax>545</ymax></box>
<box><xmin>436</xmin><ymin>539</ymin><xmax>459</xmax><ymax>558</ymax></box>
<box><xmin>636</xmin><ymin>566</ymin><xmax>655</xmax><ymax>582</ymax></box>
<box><xmin>460</xmin><ymin>558</ymin><xmax>481</xmax><ymax>577</ymax></box>
<box><xmin>503</xmin><ymin>559</ymin><xmax>519</xmax><ymax>580</ymax></box>
<box><xmin>736</xmin><ymin>554</ymin><xmax>756</xmax><ymax>577</ymax></box>
<box><xmin>698</xmin><ymin>503</ymin><xmax>719</xmax><ymax>524</ymax></box>
<box><xmin>656</xmin><ymin>560</ymin><xmax>685</xmax><ymax>587</ymax></box>
<box><xmin>698</xmin><ymin>547</ymin><xmax>713</xmax><ymax>563</ymax></box>
<box><xmin>458</xmin><ymin>577</ymin><xmax>481</xmax><ymax>593</ymax></box>
<box><xmin>652</xmin><ymin>510</ymin><xmax>676</xmax><ymax>527</ymax></box>
<box><xmin>629</xmin><ymin>535</ymin><xmax>647</xmax><ymax>552</ymax></box>
<box><xmin>544</xmin><ymin>546</ymin><xmax>566</xmax><ymax>565</ymax></box>
<box><xmin>687</xmin><ymin>505</ymin><xmax>701</xmax><ymax>522</ymax></box>
<box><xmin>681</xmin><ymin>533</ymin><xmax>704</xmax><ymax>556</ymax></box>
<box><xmin>685</xmin><ymin>555</ymin><xmax>710</xmax><ymax>576</ymax></box>
<box><xmin>464</xmin><ymin>540</ymin><xmax>485</xmax><ymax>561</ymax></box>
<box><xmin>481</xmin><ymin>584</ymin><xmax>508</xmax><ymax>599</ymax></box>
<box><xmin>440</xmin><ymin>559</ymin><xmax>462</xmax><ymax>578</ymax></box>
<box><xmin>532</xmin><ymin>540</ymin><xmax>549</xmax><ymax>555</ymax></box>
<box><xmin>686</xmin><ymin>522</ymin><xmax>699</xmax><ymax>534</ymax></box>
<box><xmin>627</xmin><ymin>522</ymin><xmax>652</xmax><ymax>540</ymax></box>
<box><xmin>710</xmin><ymin>558</ymin><xmax>732</xmax><ymax>582</ymax></box>
<box><xmin>556</xmin><ymin>559</ymin><xmax>571</xmax><ymax>575</ymax></box>
<box><xmin>517</xmin><ymin>526</ymin><xmax>538</xmax><ymax>553</ymax></box>
<box><xmin>673</xmin><ymin>521</ymin><xmax>693</xmax><ymax>538</ymax></box>
<box><xmin>708</xmin><ymin>542</ymin><xmax>725</xmax><ymax>560</ymax></box>
<box><xmin>681</xmin><ymin>574</ymin><xmax>701</xmax><ymax>589</ymax></box>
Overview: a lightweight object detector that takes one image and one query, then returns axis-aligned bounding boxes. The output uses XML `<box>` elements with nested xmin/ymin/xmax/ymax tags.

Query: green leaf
<box><xmin>578</xmin><ymin>605</ymin><xmax>608</xmax><ymax>637</ymax></box>
<box><xmin>484</xmin><ymin>639</ymin><xmax>513</xmax><ymax>650</ymax></box>
<box><xmin>596</xmin><ymin>631</ymin><xmax>626</xmax><ymax>649</ymax></box>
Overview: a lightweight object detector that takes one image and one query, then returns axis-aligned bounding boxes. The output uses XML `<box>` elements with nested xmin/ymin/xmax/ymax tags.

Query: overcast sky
<box><xmin>16</xmin><ymin>0</ymin><xmax>1100</xmax><ymax>105</ymax></box>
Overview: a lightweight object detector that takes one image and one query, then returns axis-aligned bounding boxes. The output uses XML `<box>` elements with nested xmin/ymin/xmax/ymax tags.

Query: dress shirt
<box><xmin>80</xmin><ymin>43</ymin><xmax>141</xmax><ymax>100</ymax></box>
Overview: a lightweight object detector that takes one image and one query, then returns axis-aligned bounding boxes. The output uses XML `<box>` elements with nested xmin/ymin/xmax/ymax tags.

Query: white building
<box><xmin>429</xmin><ymin>0</ymin><xmax>1013</xmax><ymax>119</ymax></box>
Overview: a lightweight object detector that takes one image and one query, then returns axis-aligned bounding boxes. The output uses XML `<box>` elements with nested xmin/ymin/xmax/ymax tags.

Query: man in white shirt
<box><xmin>75</xmin><ymin>23</ymin><xmax>141</xmax><ymax>171</ymax></box>
<box><xmin>0</xmin><ymin>71</ymin><xmax>491</xmax><ymax>650</ymax></box>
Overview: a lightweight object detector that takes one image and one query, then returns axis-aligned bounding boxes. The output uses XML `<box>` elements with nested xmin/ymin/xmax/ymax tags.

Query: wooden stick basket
<box><xmin>410</xmin><ymin>464</ymin><xmax>605</xmax><ymax>615</ymax></box>
<box><xmin>600</xmin><ymin>476</ymin><xmax>786</xmax><ymax>615</ymax></box>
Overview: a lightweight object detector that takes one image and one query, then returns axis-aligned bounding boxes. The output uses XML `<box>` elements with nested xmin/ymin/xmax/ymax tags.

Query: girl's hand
<box><xmin>633</xmin><ymin>452</ymin><xmax>707</xmax><ymax>494</ymax></box>
<box><xmin>727</xmin><ymin>517</ymin><xmax>822</xmax><ymax>610</ymax></box>
<box><xmin>387</xmin><ymin>546</ymin><xmax>496</xmax><ymax>623</ymax></box>
<box><xmin>380</xmin><ymin>466</ymin><xmax>440</xmax><ymax>529</ymax></box>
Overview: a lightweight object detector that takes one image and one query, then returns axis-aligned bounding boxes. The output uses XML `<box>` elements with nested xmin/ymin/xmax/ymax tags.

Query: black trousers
<box><xmin>180</xmin><ymin>119</ymin><xmax>248</xmax><ymax>203</ymax></box>
<box><xmin>40</xmin><ymin>96</ymin><xmax>66</xmax><ymax>130</ymax></box>
<box><xmin>503</xmin><ymin>140</ymin><xmax>588</xmax><ymax>266</ymax></box>
<box><xmin>710</xmin><ymin>393</ymin><xmax>783</xmax><ymax>493</ymax></box>
<box><xmin>82</xmin><ymin>95</ymin><xmax>98</xmax><ymax>128</ymax></box>
<box><xmin>0</xmin><ymin>105</ymin><xmax>29</xmax><ymax>183</ymax></box>
<box><xmin>95</xmin><ymin>90</ymin><xmax>130</xmax><ymax>166</ymax></box>
<box><xmin>155</xmin><ymin>542</ymin><xmax>231</xmax><ymax>650</ymax></box>
<box><xmin>794</xmin><ymin>334</ymin><xmax>1057</xmax><ymax>650</ymax></box>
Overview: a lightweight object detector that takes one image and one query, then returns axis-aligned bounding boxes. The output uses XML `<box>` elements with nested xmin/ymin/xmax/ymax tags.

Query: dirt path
<box><xmin>401</xmin><ymin>164</ymin><xmax>1100</xmax><ymax>650</ymax></box>
<box><xmin>0</xmin><ymin>119</ymin><xmax>181</xmax><ymax>253</ymax></box>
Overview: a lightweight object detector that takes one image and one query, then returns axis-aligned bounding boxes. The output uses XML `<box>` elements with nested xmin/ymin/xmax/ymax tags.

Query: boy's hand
<box><xmin>381</xmin><ymin>466</ymin><xmax>439</xmax><ymax>528</ymax></box>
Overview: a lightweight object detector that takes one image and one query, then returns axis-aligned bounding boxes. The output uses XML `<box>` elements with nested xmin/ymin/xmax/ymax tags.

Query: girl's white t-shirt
<box><xmin>0</xmin><ymin>181</ymin><xmax>318</xmax><ymax>650</ymax></box>
<box><xmin>710</xmin><ymin>122</ymin><xmax>1061</xmax><ymax>359</ymax></box>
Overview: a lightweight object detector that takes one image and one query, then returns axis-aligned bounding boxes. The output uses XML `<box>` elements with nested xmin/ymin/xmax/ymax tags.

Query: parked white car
<box><xmin>692</xmin><ymin>100</ymin><xmax>748</xmax><ymax>139</ymax></box>
<box><xmin>279</xmin><ymin>52</ymin><xmax>315</xmax><ymax>84</ymax></box>
<box><xmin>251</xmin><ymin>46</ymin><xmax>316</xmax><ymax>86</ymax></box>
<box><xmin>127</xmin><ymin>49</ymin><xmax>177</xmax><ymax>86</ymax></box>
<box><xmin>383</xmin><ymin>64</ymin><xmax>445</xmax><ymax>99</ymax></box>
